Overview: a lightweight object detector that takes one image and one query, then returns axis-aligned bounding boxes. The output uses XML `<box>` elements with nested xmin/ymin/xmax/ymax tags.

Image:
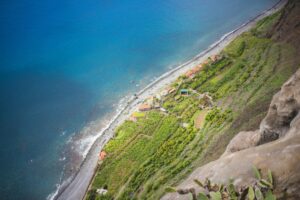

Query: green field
<box><xmin>86</xmin><ymin>7</ymin><xmax>300</xmax><ymax>200</ymax></box>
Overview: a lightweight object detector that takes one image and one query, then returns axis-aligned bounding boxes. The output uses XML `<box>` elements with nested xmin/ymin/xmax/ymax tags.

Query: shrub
<box><xmin>166</xmin><ymin>166</ymin><xmax>276</xmax><ymax>200</ymax></box>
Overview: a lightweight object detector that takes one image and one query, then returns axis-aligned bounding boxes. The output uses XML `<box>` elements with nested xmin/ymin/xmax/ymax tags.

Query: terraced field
<box><xmin>86</xmin><ymin>5</ymin><xmax>300</xmax><ymax>200</ymax></box>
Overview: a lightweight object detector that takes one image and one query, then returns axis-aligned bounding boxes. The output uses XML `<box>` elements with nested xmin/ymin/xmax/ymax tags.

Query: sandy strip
<box><xmin>54</xmin><ymin>1</ymin><xmax>287</xmax><ymax>199</ymax></box>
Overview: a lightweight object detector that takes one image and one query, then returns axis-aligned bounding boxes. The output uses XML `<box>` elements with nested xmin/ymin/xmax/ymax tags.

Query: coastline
<box><xmin>54</xmin><ymin>1</ymin><xmax>287</xmax><ymax>199</ymax></box>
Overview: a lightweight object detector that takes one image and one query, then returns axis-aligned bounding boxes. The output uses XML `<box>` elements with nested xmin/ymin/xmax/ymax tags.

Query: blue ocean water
<box><xmin>0</xmin><ymin>0</ymin><xmax>278</xmax><ymax>199</ymax></box>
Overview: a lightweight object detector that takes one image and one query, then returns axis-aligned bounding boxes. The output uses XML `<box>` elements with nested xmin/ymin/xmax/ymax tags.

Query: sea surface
<box><xmin>0</xmin><ymin>0</ymin><xmax>279</xmax><ymax>199</ymax></box>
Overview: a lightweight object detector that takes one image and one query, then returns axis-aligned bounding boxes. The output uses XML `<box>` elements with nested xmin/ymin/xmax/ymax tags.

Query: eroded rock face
<box><xmin>223</xmin><ymin>69</ymin><xmax>300</xmax><ymax>156</ymax></box>
<box><xmin>162</xmin><ymin>69</ymin><xmax>300</xmax><ymax>200</ymax></box>
<box><xmin>162</xmin><ymin>133</ymin><xmax>300</xmax><ymax>200</ymax></box>
<box><xmin>222</xmin><ymin>130</ymin><xmax>260</xmax><ymax>156</ymax></box>
<box><xmin>161</xmin><ymin>2</ymin><xmax>300</xmax><ymax>198</ymax></box>
<box><xmin>259</xmin><ymin>69</ymin><xmax>300</xmax><ymax>144</ymax></box>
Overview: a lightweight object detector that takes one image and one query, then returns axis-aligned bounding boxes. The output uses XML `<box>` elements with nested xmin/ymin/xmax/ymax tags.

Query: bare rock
<box><xmin>224</xmin><ymin>69</ymin><xmax>300</xmax><ymax>156</ymax></box>
<box><xmin>162</xmin><ymin>132</ymin><xmax>300</xmax><ymax>200</ymax></box>
<box><xmin>161</xmin><ymin>3</ymin><xmax>300</xmax><ymax>198</ymax></box>
<box><xmin>259</xmin><ymin>69</ymin><xmax>300</xmax><ymax>144</ymax></box>
<box><xmin>222</xmin><ymin>130</ymin><xmax>260</xmax><ymax>156</ymax></box>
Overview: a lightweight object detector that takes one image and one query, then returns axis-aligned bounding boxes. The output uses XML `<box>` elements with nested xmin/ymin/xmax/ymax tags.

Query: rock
<box><xmin>161</xmin><ymin>69</ymin><xmax>300</xmax><ymax>200</ymax></box>
<box><xmin>224</xmin><ymin>69</ymin><xmax>300</xmax><ymax>155</ymax></box>
<box><xmin>259</xmin><ymin>69</ymin><xmax>300</xmax><ymax>144</ymax></box>
<box><xmin>222</xmin><ymin>130</ymin><xmax>260</xmax><ymax>156</ymax></box>
<box><xmin>162</xmin><ymin>131</ymin><xmax>300</xmax><ymax>200</ymax></box>
<box><xmin>161</xmin><ymin>2</ymin><xmax>300</xmax><ymax>198</ymax></box>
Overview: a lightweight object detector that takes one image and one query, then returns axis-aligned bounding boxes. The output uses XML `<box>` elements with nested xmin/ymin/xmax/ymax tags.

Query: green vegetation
<box><xmin>86</xmin><ymin>7</ymin><xmax>299</xmax><ymax>200</ymax></box>
<box><xmin>132</xmin><ymin>112</ymin><xmax>146</xmax><ymax>118</ymax></box>
<box><xmin>166</xmin><ymin>167</ymin><xmax>276</xmax><ymax>200</ymax></box>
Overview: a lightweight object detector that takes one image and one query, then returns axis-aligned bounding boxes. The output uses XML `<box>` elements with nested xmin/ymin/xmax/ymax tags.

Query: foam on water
<box><xmin>47</xmin><ymin>93</ymin><xmax>134</xmax><ymax>200</ymax></box>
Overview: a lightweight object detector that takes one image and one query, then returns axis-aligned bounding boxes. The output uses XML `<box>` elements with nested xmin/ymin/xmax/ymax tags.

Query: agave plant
<box><xmin>165</xmin><ymin>166</ymin><xmax>276</xmax><ymax>200</ymax></box>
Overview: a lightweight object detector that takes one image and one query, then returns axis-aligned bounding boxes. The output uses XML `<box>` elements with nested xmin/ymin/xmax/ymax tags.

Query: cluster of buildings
<box><xmin>97</xmin><ymin>56</ymin><xmax>218</xmax><ymax>161</ymax></box>
<box><xmin>130</xmin><ymin>55</ymin><xmax>221</xmax><ymax>120</ymax></box>
<box><xmin>184</xmin><ymin>55</ymin><xmax>220</xmax><ymax>79</ymax></box>
<box><xmin>185</xmin><ymin>65</ymin><xmax>202</xmax><ymax>79</ymax></box>
<box><xmin>138</xmin><ymin>87</ymin><xmax>176</xmax><ymax>112</ymax></box>
<box><xmin>96</xmin><ymin>55</ymin><xmax>220</xmax><ymax>192</ymax></box>
<box><xmin>126</xmin><ymin>87</ymin><xmax>176</xmax><ymax>122</ymax></box>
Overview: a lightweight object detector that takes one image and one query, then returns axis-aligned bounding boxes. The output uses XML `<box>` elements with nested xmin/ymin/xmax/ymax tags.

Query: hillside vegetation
<box><xmin>86</xmin><ymin>1</ymin><xmax>300</xmax><ymax>200</ymax></box>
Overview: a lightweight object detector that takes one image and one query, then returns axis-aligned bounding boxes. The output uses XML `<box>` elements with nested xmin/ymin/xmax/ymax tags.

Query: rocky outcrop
<box><xmin>223</xmin><ymin>69</ymin><xmax>300</xmax><ymax>156</ymax></box>
<box><xmin>161</xmin><ymin>1</ymin><xmax>300</xmax><ymax>199</ymax></box>
<box><xmin>258</xmin><ymin>69</ymin><xmax>300</xmax><ymax>143</ymax></box>
<box><xmin>162</xmin><ymin>69</ymin><xmax>300</xmax><ymax>200</ymax></box>
<box><xmin>222</xmin><ymin>130</ymin><xmax>260</xmax><ymax>156</ymax></box>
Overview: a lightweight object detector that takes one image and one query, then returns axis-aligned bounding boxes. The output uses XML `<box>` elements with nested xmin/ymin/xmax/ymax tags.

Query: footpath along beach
<box><xmin>54</xmin><ymin>0</ymin><xmax>287</xmax><ymax>199</ymax></box>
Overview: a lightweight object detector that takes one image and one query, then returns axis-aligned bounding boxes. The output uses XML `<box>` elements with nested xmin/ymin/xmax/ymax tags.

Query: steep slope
<box><xmin>162</xmin><ymin>1</ymin><xmax>300</xmax><ymax>199</ymax></box>
<box><xmin>163</xmin><ymin>68</ymin><xmax>300</xmax><ymax>200</ymax></box>
<box><xmin>86</xmin><ymin>1</ymin><xmax>300</xmax><ymax>199</ymax></box>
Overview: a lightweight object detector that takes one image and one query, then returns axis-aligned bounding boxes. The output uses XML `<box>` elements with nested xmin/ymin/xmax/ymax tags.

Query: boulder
<box><xmin>222</xmin><ymin>130</ymin><xmax>260</xmax><ymax>156</ymax></box>
<box><xmin>259</xmin><ymin>69</ymin><xmax>300</xmax><ymax>144</ymax></box>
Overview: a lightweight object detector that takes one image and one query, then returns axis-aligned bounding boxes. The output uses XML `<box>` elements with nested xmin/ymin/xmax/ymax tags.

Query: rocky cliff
<box><xmin>162</xmin><ymin>1</ymin><xmax>300</xmax><ymax>199</ymax></box>
<box><xmin>162</xmin><ymin>69</ymin><xmax>300</xmax><ymax>200</ymax></box>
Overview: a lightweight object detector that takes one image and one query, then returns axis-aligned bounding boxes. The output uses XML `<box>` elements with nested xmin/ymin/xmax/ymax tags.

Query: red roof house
<box><xmin>99</xmin><ymin>151</ymin><xmax>107</xmax><ymax>160</ymax></box>
<box><xmin>185</xmin><ymin>65</ymin><xmax>202</xmax><ymax>79</ymax></box>
<box><xmin>138</xmin><ymin>103</ymin><xmax>152</xmax><ymax>111</ymax></box>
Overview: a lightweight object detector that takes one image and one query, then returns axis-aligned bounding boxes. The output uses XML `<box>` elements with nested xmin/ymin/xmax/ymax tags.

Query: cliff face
<box><xmin>162</xmin><ymin>1</ymin><xmax>300</xmax><ymax>199</ymax></box>
<box><xmin>259</xmin><ymin>69</ymin><xmax>300</xmax><ymax>144</ymax></box>
<box><xmin>162</xmin><ymin>68</ymin><xmax>300</xmax><ymax>200</ymax></box>
<box><xmin>224</xmin><ymin>68</ymin><xmax>300</xmax><ymax>154</ymax></box>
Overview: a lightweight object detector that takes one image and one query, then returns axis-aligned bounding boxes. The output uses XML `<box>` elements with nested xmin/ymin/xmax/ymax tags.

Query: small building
<box><xmin>198</xmin><ymin>93</ymin><xmax>214</xmax><ymax>107</ymax></box>
<box><xmin>161</xmin><ymin>87</ymin><xmax>176</xmax><ymax>97</ymax></box>
<box><xmin>181</xmin><ymin>122</ymin><xmax>189</xmax><ymax>128</ymax></box>
<box><xmin>203</xmin><ymin>59</ymin><xmax>210</xmax><ymax>65</ymax></box>
<box><xmin>99</xmin><ymin>151</ymin><xmax>107</xmax><ymax>161</ymax></box>
<box><xmin>146</xmin><ymin>96</ymin><xmax>155</xmax><ymax>106</ymax></box>
<box><xmin>210</xmin><ymin>55</ymin><xmax>219</xmax><ymax>62</ymax></box>
<box><xmin>96</xmin><ymin>188</ymin><xmax>108</xmax><ymax>195</ymax></box>
<box><xmin>185</xmin><ymin>65</ymin><xmax>202</xmax><ymax>79</ymax></box>
<box><xmin>160</xmin><ymin>107</ymin><xmax>167</xmax><ymax>113</ymax></box>
<box><xmin>185</xmin><ymin>70</ymin><xmax>195</xmax><ymax>79</ymax></box>
<box><xmin>168</xmin><ymin>87</ymin><xmax>176</xmax><ymax>94</ymax></box>
<box><xmin>154</xmin><ymin>102</ymin><xmax>161</xmax><ymax>109</ymax></box>
<box><xmin>180</xmin><ymin>89</ymin><xmax>189</xmax><ymax>96</ymax></box>
<box><xmin>138</xmin><ymin>103</ymin><xmax>152</xmax><ymax>111</ymax></box>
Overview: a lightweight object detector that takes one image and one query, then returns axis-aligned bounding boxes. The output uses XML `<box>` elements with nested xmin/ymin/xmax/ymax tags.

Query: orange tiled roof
<box><xmin>185</xmin><ymin>65</ymin><xmax>202</xmax><ymax>78</ymax></box>
<box><xmin>99</xmin><ymin>151</ymin><xmax>107</xmax><ymax>160</ymax></box>
<box><xmin>138</xmin><ymin>103</ymin><xmax>151</xmax><ymax>111</ymax></box>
